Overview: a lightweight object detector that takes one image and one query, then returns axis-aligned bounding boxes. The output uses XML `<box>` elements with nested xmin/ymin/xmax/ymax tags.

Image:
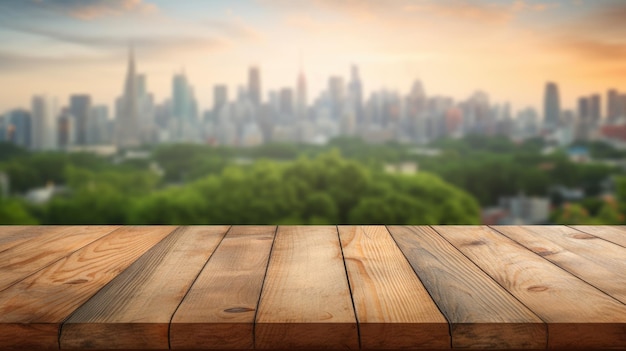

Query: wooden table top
<box><xmin>0</xmin><ymin>225</ymin><xmax>624</xmax><ymax>350</ymax></box>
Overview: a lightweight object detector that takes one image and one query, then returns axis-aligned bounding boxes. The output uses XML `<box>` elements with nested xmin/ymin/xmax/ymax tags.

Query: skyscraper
<box><xmin>7</xmin><ymin>109</ymin><xmax>32</xmax><ymax>148</ymax></box>
<box><xmin>31</xmin><ymin>95</ymin><xmax>57</xmax><ymax>150</ymax></box>
<box><xmin>543</xmin><ymin>82</ymin><xmax>560</xmax><ymax>131</ymax></box>
<box><xmin>578</xmin><ymin>97</ymin><xmax>590</xmax><ymax>121</ymax></box>
<box><xmin>607</xmin><ymin>89</ymin><xmax>619</xmax><ymax>122</ymax></box>
<box><xmin>116</xmin><ymin>46</ymin><xmax>140</xmax><ymax>148</ymax></box>
<box><xmin>328</xmin><ymin>76</ymin><xmax>345</xmax><ymax>120</ymax></box>
<box><xmin>279</xmin><ymin>88</ymin><xmax>294</xmax><ymax>117</ymax></box>
<box><xmin>590</xmin><ymin>94</ymin><xmax>601</xmax><ymax>123</ymax></box>
<box><xmin>348</xmin><ymin>65</ymin><xmax>363</xmax><ymax>123</ymax></box>
<box><xmin>69</xmin><ymin>94</ymin><xmax>91</xmax><ymax>145</ymax></box>
<box><xmin>248</xmin><ymin>66</ymin><xmax>261</xmax><ymax>107</ymax></box>
<box><xmin>296</xmin><ymin>68</ymin><xmax>307</xmax><ymax>121</ymax></box>
<box><xmin>213</xmin><ymin>85</ymin><xmax>228</xmax><ymax>116</ymax></box>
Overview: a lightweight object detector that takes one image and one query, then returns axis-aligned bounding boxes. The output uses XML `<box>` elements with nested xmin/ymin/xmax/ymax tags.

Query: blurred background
<box><xmin>1</xmin><ymin>0</ymin><xmax>625</xmax><ymax>225</ymax></box>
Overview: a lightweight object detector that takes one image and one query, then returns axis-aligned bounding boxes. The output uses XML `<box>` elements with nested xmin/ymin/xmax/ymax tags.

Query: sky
<box><xmin>0</xmin><ymin>0</ymin><xmax>625</xmax><ymax>115</ymax></box>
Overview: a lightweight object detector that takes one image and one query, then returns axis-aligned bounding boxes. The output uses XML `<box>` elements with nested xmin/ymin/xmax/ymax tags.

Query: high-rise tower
<box><xmin>543</xmin><ymin>82</ymin><xmax>560</xmax><ymax>131</ymax></box>
<box><xmin>296</xmin><ymin>65</ymin><xmax>307</xmax><ymax>121</ymax></box>
<box><xmin>248</xmin><ymin>66</ymin><xmax>261</xmax><ymax>107</ymax></box>
<box><xmin>116</xmin><ymin>45</ymin><xmax>140</xmax><ymax>148</ymax></box>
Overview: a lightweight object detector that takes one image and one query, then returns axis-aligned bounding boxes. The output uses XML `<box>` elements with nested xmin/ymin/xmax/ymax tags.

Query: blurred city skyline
<box><xmin>1</xmin><ymin>0</ymin><xmax>626</xmax><ymax>113</ymax></box>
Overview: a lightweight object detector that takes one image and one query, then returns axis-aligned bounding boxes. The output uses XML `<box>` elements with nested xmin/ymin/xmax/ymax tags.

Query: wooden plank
<box><xmin>338</xmin><ymin>225</ymin><xmax>449</xmax><ymax>349</ymax></box>
<box><xmin>494</xmin><ymin>225</ymin><xmax>626</xmax><ymax>304</ymax></box>
<box><xmin>388</xmin><ymin>225</ymin><xmax>545</xmax><ymax>349</ymax></box>
<box><xmin>571</xmin><ymin>225</ymin><xmax>626</xmax><ymax>248</ymax></box>
<box><xmin>433</xmin><ymin>225</ymin><xmax>626</xmax><ymax>350</ymax></box>
<box><xmin>170</xmin><ymin>226</ymin><xmax>276</xmax><ymax>349</ymax></box>
<box><xmin>60</xmin><ymin>226</ymin><xmax>229</xmax><ymax>349</ymax></box>
<box><xmin>0</xmin><ymin>225</ymin><xmax>51</xmax><ymax>252</ymax></box>
<box><xmin>0</xmin><ymin>226</ymin><xmax>177</xmax><ymax>349</ymax></box>
<box><xmin>0</xmin><ymin>226</ymin><xmax>120</xmax><ymax>291</ymax></box>
<box><xmin>255</xmin><ymin>226</ymin><xmax>358</xmax><ymax>350</ymax></box>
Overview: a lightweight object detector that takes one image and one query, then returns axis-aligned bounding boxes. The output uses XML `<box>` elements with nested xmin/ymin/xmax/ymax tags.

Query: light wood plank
<box><xmin>255</xmin><ymin>226</ymin><xmax>358</xmax><ymax>350</ymax></box>
<box><xmin>170</xmin><ymin>226</ymin><xmax>276</xmax><ymax>349</ymax></box>
<box><xmin>571</xmin><ymin>225</ymin><xmax>626</xmax><ymax>248</ymax></box>
<box><xmin>388</xmin><ymin>225</ymin><xmax>546</xmax><ymax>349</ymax></box>
<box><xmin>0</xmin><ymin>226</ymin><xmax>177</xmax><ymax>349</ymax></box>
<box><xmin>0</xmin><ymin>226</ymin><xmax>52</xmax><ymax>252</ymax></box>
<box><xmin>60</xmin><ymin>226</ymin><xmax>229</xmax><ymax>349</ymax></box>
<box><xmin>338</xmin><ymin>225</ymin><xmax>449</xmax><ymax>349</ymax></box>
<box><xmin>433</xmin><ymin>225</ymin><xmax>626</xmax><ymax>350</ymax></box>
<box><xmin>0</xmin><ymin>226</ymin><xmax>119</xmax><ymax>291</ymax></box>
<box><xmin>494</xmin><ymin>225</ymin><xmax>626</xmax><ymax>304</ymax></box>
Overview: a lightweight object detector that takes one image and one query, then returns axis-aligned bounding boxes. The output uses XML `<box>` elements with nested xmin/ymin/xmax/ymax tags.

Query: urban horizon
<box><xmin>1</xmin><ymin>0</ymin><xmax>626</xmax><ymax>114</ymax></box>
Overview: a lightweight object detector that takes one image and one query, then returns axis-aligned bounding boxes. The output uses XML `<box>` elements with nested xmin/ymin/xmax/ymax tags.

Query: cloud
<box><xmin>0</xmin><ymin>0</ymin><xmax>158</xmax><ymax>21</ymax></box>
<box><xmin>202</xmin><ymin>19</ymin><xmax>264</xmax><ymax>42</ymax></box>
<box><xmin>541</xmin><ymin>2</ymin><xmax>626</xmax><ymax>62</ymax></box>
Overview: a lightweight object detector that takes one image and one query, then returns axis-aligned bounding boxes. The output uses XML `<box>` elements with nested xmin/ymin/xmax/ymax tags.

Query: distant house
<box><xmin>384</xmin><ymin>162</ymin><xmax>418</xmax><ymax>175</ymax></box>
<box><xmin>567</xmin><ymin>146</ymin><xmax>590</xmax><ymax>163</ymax></box>
<box><xmin>24</xmin><ymin>183</ymin><xmax>68</xmax><ymax>205</ymax></box>
<box><xmin>483</xmin><ymin>193</ymin><xmax>550</xmax><ymax>225</ymax></box>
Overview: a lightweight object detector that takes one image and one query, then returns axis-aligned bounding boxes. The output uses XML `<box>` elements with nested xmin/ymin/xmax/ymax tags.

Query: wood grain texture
<box><xmin>255</xmin><ymin>226</ymin><xmax>358</xmax><ymax>350</ymax></box>
<box><xmin>494</xmin><ymin>225</ymin><xmax>626</xmax><ymax>304</ymax></box>
<box><xmin>338</xmin><ymin>225</ymin><xmax>449</xmax><ymax>349</ymax></box>
<box><xmin>171</xmin><ymin>226</ymin><xmax>276</xmax><ymax>349</ymax></box>
<box><xmin>433</xmin><ymin>225</ymin><xmax>626</xmax><ymax>350</ymax></box>
<box><xmin>0</xmin><ymin>226</ymin><xmax>119</xmax><ymax>291</ymax></box>
<box><xmin>570</xmin><ymin>225</ymin><xmax>626</xmax><ymax>248</ymax></box>
<box><xmin>0</xmin><ymin>226</ymin><xmax>177</xmax><ymax>349</ymax></box>
<box><xmin>60</xmin><ymin>226</ymin><xmax>229</xmax><ymax>349</ymax></box>
<box><xmin>0</xmin><ymin>225</ymin><xmax>35</xmax><ymax>252</ymax></box>
<box><xmin>388</xmin><ymin>225</ymin><xmax>546</xmax><ymax>350</ymax></box>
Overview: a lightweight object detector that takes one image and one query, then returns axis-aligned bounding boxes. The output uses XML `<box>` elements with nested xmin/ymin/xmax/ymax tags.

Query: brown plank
<box><xmin>494</xmin><ymin>225</ymin><xmax>626</xmax><ymax>304</ymax></box>
<box><xmin>255</xmin><ymin>226</ymin><xmax>358</xmax><ymax>350</ymax></box>
<box><xmin>60</xmin><ymin>226</ymin><xmax>229</xmax><ymax>349</ymax></box>
<box><xmin>0</xmin><ymin>226</ymin><xmax>120</xmax><ymax>291</ymax></box>
<box><xmin>0</xmin><ymin>225</ymin><xmax>51</xmax><ymax>252</ymax></box>
<box><xmin>170</xmin><ymin>226</ymin><xmax>276</xmax><ymax>349</ymax></box>
<box><xmin>571</xmin><ymin>225</ymin><xmax>626</xmax><ymax>248</ymax></box>
<box><xmin>433</xmin><ymin>225</ymin><xmax>626</xmax><ymax>350</ymax></box>
<box><xmin>338</xmin><ymin>225</ymin><xmax>449</xmax><ymax>349</ymax></box>
<box><xmin>388</xmin><ymin>225</ymin><xmax>545</xmax><ymax>349</ymax></box>
<box><xmin>0</xmin><ymin>226</ymin><xmax>177</xmax><ymax>349</ymax></box>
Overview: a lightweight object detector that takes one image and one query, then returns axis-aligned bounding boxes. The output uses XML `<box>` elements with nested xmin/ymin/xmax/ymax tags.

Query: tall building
<box><xmin>348</xmin><ymin>65</ymin><xmax>363</xmax><ymax>123</ymax></box>
<box><xmin>31</xmin><ymin>95</ymin><xmax>57</xmax><ymax>150</ymax></box>
<box><xmin>296</xmin><ymin>68</ymin><xmax>307</xmax><ymax>121</ymax></box>
<box><xmin>590</xmin><ymin>94</ymin><xmax>601</xmax><ymax>123</ymax></box>
<box><xmin>69</xmin><ymin>94</ymin><xmax>91</xmax><ymax>145</ymax></box>
<box><xmin>171</xmin><ymin>70</ymin><xmax>198</xmax><ymax>141</ymax></box>
<box><xmin>248</xmin><ymin>66</ymin><xmax>261</xmax><ymax>107</ymax></box>
<box><xmin>116</xmin><ymin>46</ymin><xmax>140</xmax><ymax>148</ymax></box>
<box><xmin>279</xmin><ymin>88</ymin><xmax>294</xmax><ymax>118</ymax></box>
<box><xmin>57</xmin><ymin>108</ymin><xmax>74</xmax><ymax>149</ymax></box>
<box><xmin>543</xmin><ymin>82</ymin><xmax>560</xmax><ymax>132</ymax></box>
<box><xmin>607</xmin><ymin>89</ymin><xmax>619</xmax><ymax>122</ymax></box>
<box><xmin>7</xmin><ymin>109</ymin><xmax>32</xmax><ymax>148</ymax></box>
<box><xmin>328</xmin><ymin>76</ymin><xmax>345</xmax><ymax>120</ymax></box>
<box><xmin>578</xmin><ymin>97</ymin><xmax>590</xmax><ymax>121</ymax></box>
<box><xmin>213</xmin><ymin>85</ymin><xmax>228</xmax><ymax>115</ymax></box>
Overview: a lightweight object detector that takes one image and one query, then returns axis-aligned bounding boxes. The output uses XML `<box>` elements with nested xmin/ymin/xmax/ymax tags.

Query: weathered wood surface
<box><xmin>170</xmin><ymin>226</ymin><xmax>276</xmax><ymax>349</ymax></box>
<box><xmin>0</xmin><ymin>226</ymin><xmax>119</xmax><ymax>292</ymax></box>
<box><xmin>388</xmin><ymin>226</ymin><xmax>546</xmax><ymax>349</ymax></box>
<box><xmin>0</xmin><ymin>226</ymin><xmax>177</xmax><ymax>349</ymax></box>
<box><xmin>434</xmin><ymin>225</ymin><xmax>626</xmax><ymax>350</ymax></box>
<box><xmin>255</xmin><ymin>226</ymin><xmax>359</xmax><ymax>350</ymax></box>
<box><xmin>61</xmin><ymin>226</ymin><xmax>229</xmax><ymax>349</ymax></box>
<box><xmin>571</xmin><ymin>225</ymin><xmax>626</xmax><ymax>248</ymax></box>
<box><xmin>339</xmin><ymin>225</ymin><xmax>449</xmax><ymax>349</ymax></box>
<box><xmin>0</xmin><ymin>225</ymin><xmax>624</xmax><ymax>350</ymax></box>
<box><xmin>494</xmin><ymin>225</ymin><xmax>626</xmax><ymax>304</ymax></box>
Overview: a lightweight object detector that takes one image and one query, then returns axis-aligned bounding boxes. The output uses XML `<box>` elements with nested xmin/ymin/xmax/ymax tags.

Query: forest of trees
<box><xmin>0</xmin><ymin>135</ymin><xmax>624</xmax><ymax>225</ymax></box>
